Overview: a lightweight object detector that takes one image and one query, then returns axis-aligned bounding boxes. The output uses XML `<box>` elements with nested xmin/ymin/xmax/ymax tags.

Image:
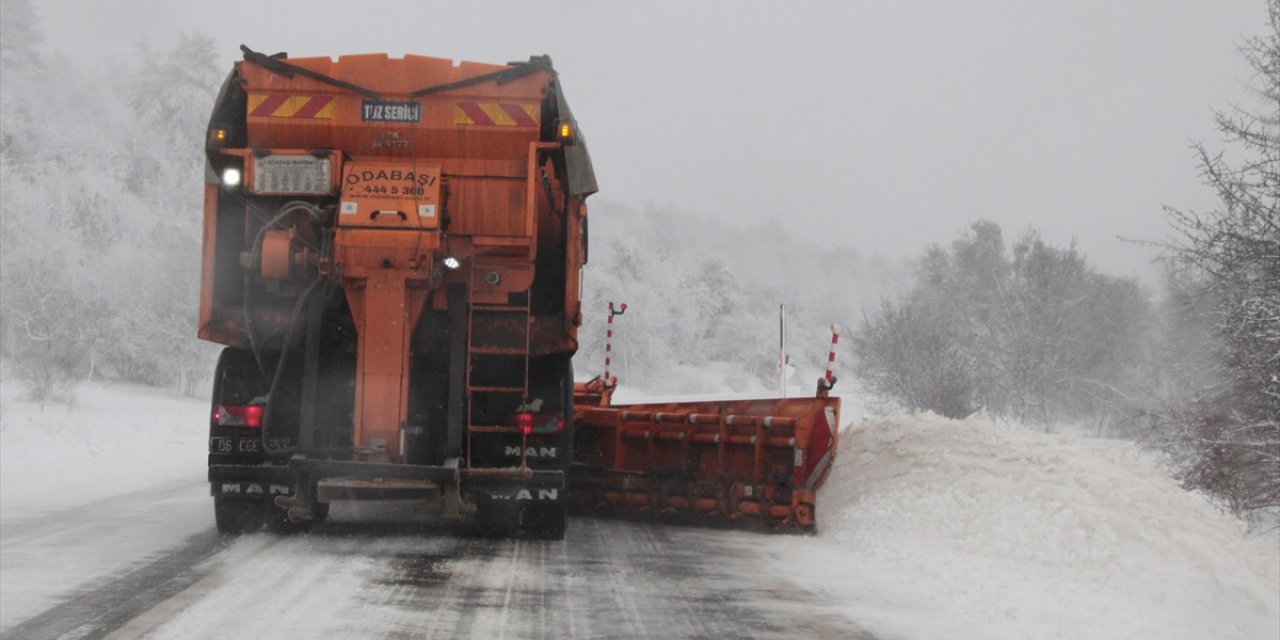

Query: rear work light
<box><xmin>214</xmin><ymin>404</ymin><xmax>265</xmax><ymax>428</ymax></box>
<box><xmin>221</xmin><ymin>167</ymin><xmax>242</xmax><ymax>187</ymax></box>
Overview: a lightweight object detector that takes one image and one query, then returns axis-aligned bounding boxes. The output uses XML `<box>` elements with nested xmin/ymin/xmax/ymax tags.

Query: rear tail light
<box><xmin>512</xmin><ymin>412</ymin><xmax>564</xmax><ymax>435</ymax></box>
<box><xmin>214</xmin><ymin>404</ymin><xmax>264</xmax><ymax>428</ymax></box>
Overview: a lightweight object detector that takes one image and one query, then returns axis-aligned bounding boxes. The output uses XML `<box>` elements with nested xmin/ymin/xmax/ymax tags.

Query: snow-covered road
<box><xmin>2</xmin><ymin>483</ymin><xmax>875</xmax><ymax>640</ymax></box>
<box><xmin>3</xmin><ymin>380</ymin><xmax>1276</xmax><ymax>640</ymax></box>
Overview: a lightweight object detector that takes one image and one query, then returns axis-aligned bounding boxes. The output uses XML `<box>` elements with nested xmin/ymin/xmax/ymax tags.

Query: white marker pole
<box><xmin>779</xmin><ymin>304</ymin><xmax>787</xmax><ymax>398</ymax></box>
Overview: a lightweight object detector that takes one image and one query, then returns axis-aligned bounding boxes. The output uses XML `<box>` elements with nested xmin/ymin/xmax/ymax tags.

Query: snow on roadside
<box><xmin>778</xmin><ymin>413</ymin><xmax>1280</xmax><ymax>640</ymax></box>
<box><xmin>4</xmin><ymin>373</ymin><xmax>1275</xmax><ymax>639</ymax></box>
<box><xmin>0</xmin><ymin>377</ymin><xmax>209</xmax><ymax>514</ymax></box>
<box><xmin>0</xmin><ymin>376</ymin><xmax>215</xmax><ymax>630</ymax></box>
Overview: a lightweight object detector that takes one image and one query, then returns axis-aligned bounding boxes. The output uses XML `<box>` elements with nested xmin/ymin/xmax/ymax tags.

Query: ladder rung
<box><xmin>468</xmin><ymin>385</ymin><xmax>526</xmax><ymax>394</ymax></box>
<box><xmin>469</xmin><ymin>425</ymin><xmax>522</xmax><ymax>434</ymax></box>
<box><xmin>470</xmin><ymin>346</ymin><xmax>528</xmax><ymax>356</ymax></box>
<box><xmin>471</xmin><ymin>304</ymin><xmax>530</xmax><ymax>313</ymax></box>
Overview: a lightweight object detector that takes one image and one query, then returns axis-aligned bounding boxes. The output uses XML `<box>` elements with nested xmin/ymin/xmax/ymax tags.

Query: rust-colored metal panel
<box><xmin>237</xmin><ymin>54</ymin><xmax>547</xmax><ymax>162</ymax></box>
<box><xmin>344</xmin><ymin>271</ymin><xmax>430</xmax><ymax>463</ymax></box>
<box><xmin>564</xmin><ymin>201</ymin><xmax>587</xmax><ymax>326</ymax></box>
<box><xmin>197</xmin><ymin>184</ymin><xmax>219</xmax><ymax>342</ymax></box>
<box><xmin>571</xmin><ymin>384</ymin><xmax>841</xmax><ymax>532</ymax></box>
<box><xmin>447</xmin><ymin>176</ymin><xmax>526</xmax><ymax>237</ymax></box>
<box><xmin>332</xmin><ymin>228</ymin><xmax>440</xmax><ymax>274</ymax></box>
<box><xmin>338</xmin><ymin>160</ymin><xmax>442</xmax><ymax>228</ymax></box>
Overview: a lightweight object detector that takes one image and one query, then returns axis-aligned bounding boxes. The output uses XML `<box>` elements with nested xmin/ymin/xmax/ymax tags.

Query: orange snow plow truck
<box><xmin>200</xmin><ymin>47</ymin><xmax>839</xmax><ymax>539</ymax></box>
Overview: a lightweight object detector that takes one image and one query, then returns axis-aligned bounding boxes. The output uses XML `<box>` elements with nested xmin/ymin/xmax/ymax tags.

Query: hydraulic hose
<box><xmin>243</xmin><ymin>200</ymin><xmax>330</xmax><ymax>381</ymax></box>
<box><xmin>257</xmin><ymin>282</ymin><xmax>353</xmax><ymax>459</ymax></box>
<box><xmin>258</xmin><ymin>278</ymin><xmax>321</xmax><ymax>458</ymax></box>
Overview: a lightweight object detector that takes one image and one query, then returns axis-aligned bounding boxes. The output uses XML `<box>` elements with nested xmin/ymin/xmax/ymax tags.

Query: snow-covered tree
<box><xmin>1154</xmin><ymin>1</ymin><xmax>1279</xmax><ymax>522</ymax></box>
<box><xmin>852</xmin><ymin>295</ymin><xmax>978</xmax><ymax>418</ymax></box>
<box><xmin>0</xmin><ymin>21</ymin><xmax>221</xmax><ymax>397</ymax></box>
<box><xmin>0</xmin><ymin>0</ymin><xmax>42</xmax><ymax>72</ymax></box>
<box><xmin>852</xmin><ymin>221</ymin><xmax>1151</xmax><ymax>426</ymax></box>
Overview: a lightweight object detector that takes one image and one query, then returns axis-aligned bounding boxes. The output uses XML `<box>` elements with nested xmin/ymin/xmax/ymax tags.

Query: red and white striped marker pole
<box><xmin>819</xmin><ymin>324</ymin><xmax>840</xmax><ymax>393</ymax></box>
<box><xmin>605</xmin><ymin>302</ymin><xmax>627</xmax><ymax>386</ymax></box>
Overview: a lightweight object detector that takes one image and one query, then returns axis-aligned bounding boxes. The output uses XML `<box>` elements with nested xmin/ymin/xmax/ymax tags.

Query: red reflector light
<box><xmin>214</xmin><ymin>404</ymin><xmax>264</xmax><ymax>428</ymax></box>
<box><xmin>508</xmin><ymin>411</ymin><xmax>565</xmax><ymax>434</ymax></box>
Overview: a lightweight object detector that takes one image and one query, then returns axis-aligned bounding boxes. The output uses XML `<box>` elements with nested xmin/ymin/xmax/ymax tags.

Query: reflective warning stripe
<box><xmin>248</xmin><ymin>94</ymin><xmax>335</xmax><ymax>119</ymax></box>
<box><xmin>453</xmin><ymin>101</ymin><xmax>539</xmax><ymax>127</ymax></box>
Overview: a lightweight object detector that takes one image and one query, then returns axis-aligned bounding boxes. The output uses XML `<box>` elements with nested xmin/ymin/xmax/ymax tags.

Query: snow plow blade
<box><xmin>569</xmin><ymin>380</ymin><xmax>840</xmax><ymax>532</ymax></box>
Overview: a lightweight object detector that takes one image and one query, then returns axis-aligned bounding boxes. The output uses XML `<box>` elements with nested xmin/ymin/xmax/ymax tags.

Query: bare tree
<box><xmin>853</xmin><ymin>221</ymin><xmax>1151</xmax><ymax>426</ymax></box>
<box><xmin>852</xmin><ymin>295</ymin><xmax>978</xmax><ymax>419</ymax></box>
<box><xmin>1156</xmin><ymin>0</ymin><xmax>1279</xmax><ymax>522</ymax></box>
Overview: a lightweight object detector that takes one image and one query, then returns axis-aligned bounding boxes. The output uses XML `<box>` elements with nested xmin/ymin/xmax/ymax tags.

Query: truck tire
<box><xmin>476</xmin><ymin>503</ymin><xmax>521</xmax><ymax>538</ymax></box>
<box><xmin>522</xmin><ymin>502</ymin><xmax>567</xmax><ymax>540</ymax></box>
<box><xmin>559</xmin><ymin>356</ymin><xmax>575</xmax><ymax>465</ymax></box>
<box><xmin>520</xmin><ymin>354</ymin><xmax>571</xmax><ymax>540</ymax></box>
<box><xmin>214</xmin><ymin>496</ymin><xmax>311</xmax><ymax>534</ymax></box>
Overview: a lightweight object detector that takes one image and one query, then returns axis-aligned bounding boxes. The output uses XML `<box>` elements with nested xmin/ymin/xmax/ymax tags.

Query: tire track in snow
<box><xmin>0</xmin><ymin>478</ymin><xmax>214</xmax><ymax>630</ymax></box>
<box><xmin>9</xmin><ymin>515</ymin><xmax>880</xmax><ymax>639</ymax></box>
<box><xmin>3</xmin><ymin>530</ymin><xmax>230</xmax><ymax>640</ymax></box>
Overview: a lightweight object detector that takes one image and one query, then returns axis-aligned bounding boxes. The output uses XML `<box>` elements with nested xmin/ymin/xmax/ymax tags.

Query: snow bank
<box><xmin>781</xmin><ymin>413</ymin><xmax>1280</xmax><ymax>640</ymax></box>
<box><xmin>4</xmin><ymin>374</ymin><xmax>1274</xmax><ymax>639</ymax></box>
<box><xmin>0</xmin><ymin>378</ymin><xmax>208</xmax><ymax>513</ymax></box>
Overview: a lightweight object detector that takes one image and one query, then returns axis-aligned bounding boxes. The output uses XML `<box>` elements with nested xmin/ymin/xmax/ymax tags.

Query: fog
<box><xmin>35</xmin><ymin>0</ymin><xmax>1266</xmax><ymax>279</ymax></box>
<box><xmin>3</xmin><ymin>3</ymin><xmax>1276</xmax><ymax>619</ymax></box>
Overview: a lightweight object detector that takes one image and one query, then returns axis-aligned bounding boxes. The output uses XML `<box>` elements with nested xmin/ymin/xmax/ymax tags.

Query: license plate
<box><xmin>211</xmin><ymin>437</ymin><xmax>232</xmax><ymax>453</ymax></box>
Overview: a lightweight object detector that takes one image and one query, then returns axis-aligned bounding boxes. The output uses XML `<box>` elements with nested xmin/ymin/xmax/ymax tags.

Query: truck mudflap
<box><xmin>569</xmin><ymin>381</ymin><xmax>840</xmax><ymax>532</ymax></box>
<box><xmin>212</xmin><ymin>458</ymin><xmax>565</xmax><ymax>523</ymax></box>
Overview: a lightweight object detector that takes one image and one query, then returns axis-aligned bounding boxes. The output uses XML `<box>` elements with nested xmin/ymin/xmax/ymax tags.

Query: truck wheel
<box><xmin>475</xmin><ymin>502</ymin><xmax>520</xmax><ymax>538</ymax></box>
<box><xmin>523</xmin><ymin>503</ymin><xmax>567</xmax><ymax>540</ymax></box>
<box><xmin>214</xmin><ymin>496</ymin><xmax>272</xmax><ymax>534</ymax></box>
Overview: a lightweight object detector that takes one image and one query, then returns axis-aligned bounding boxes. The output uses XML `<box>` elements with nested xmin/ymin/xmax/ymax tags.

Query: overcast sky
<box><xmin>36</xmin><ymin>0</ymin><xmax>1269</xmax><ymax>279</ymax></box>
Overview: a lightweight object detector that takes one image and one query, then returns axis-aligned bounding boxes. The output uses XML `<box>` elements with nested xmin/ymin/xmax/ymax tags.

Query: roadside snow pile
<box><xmin>0</xmin><ymin>378</ymin><xmax>208</xmax><ymax>513</ymax></box>
<box><xmin>782</xmin><ymin>413</ymin><xmax>1280</xmax><ymax>640</ymax></box>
